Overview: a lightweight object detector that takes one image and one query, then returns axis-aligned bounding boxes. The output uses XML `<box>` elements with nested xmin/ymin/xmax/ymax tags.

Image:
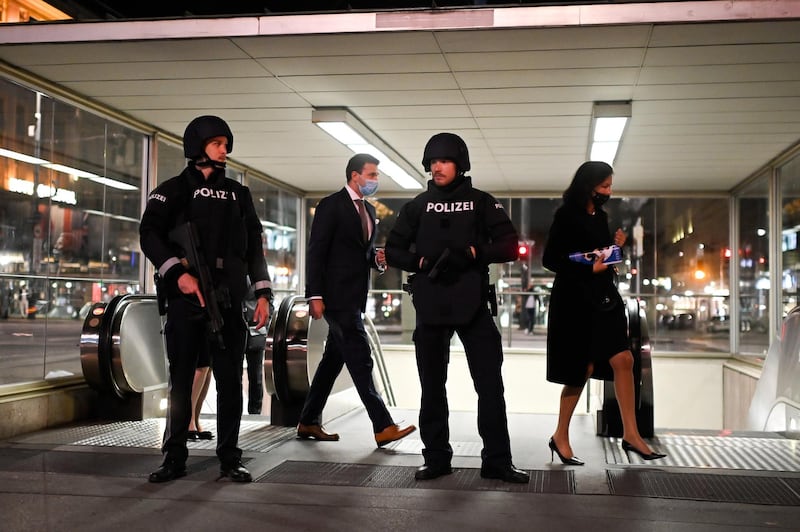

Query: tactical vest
<box><xmin>409</xmin><ymin>185</ymin><xmax>488</xmax><ymax>325</ymax></box>
<box><xmin>179</xmin><ymin>171</ymin><xmax>249</xmax><ymax>301</ymax></box>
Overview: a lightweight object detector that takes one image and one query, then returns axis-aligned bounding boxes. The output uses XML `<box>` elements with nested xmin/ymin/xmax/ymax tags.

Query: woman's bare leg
<box><xmin>609</xmin><ymin>350</ymin><xmax>654</xmax><ymax>453</ymax></box>
<box><xmin>189</xmin><ymin>366</ymin><xmax>211</xmax><ymax>432</ymax></box>
<box><xmin>551</xmin><ymin>364</ymin><xmax>593</xmax><ymax>458</ymax></box>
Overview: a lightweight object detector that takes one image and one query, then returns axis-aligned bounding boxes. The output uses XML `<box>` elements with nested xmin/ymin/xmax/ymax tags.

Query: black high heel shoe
<box><xmin>548</xmin><ymin>437</ymin><xmax>584</xmax><ymax>466</ymax></box>
<box><xmin>621</xmin><ymin>440</ymin><xmax>667</xmax><ymax>461</ymax></box>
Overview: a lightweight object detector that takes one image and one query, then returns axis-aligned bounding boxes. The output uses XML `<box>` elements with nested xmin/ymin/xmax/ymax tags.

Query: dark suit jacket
<box><xmin>305</xmin><ymin>187</ymin><xmax>377</xmax><ymax>312</ymax></box>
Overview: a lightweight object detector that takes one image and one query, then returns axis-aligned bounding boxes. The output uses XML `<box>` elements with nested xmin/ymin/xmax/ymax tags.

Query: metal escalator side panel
<box><xmin>264</xmin><ymin>295</ymin><xmax>296</xmax><ymax>403</ymax></box>
<box><xmin>80</xmin><ymin>295</ymin><xmax>126</xmax><ymax>396</ymax></box>
<box><xmin>637</xmin><ymin>300</ymin><xmax>655</xmax><ymax>408</ymax></box>
<box><xmin>79</xmin><ymin>302</ymin><xmax>111</xmax><ymax>391</ymax></box>
<box><xmin>747</xmin><ymin>306</ymin><xmax>800</xmax><ymax>431</ymax></box>
<box><xmin>109</xmin><ymin>296</ymin><xmax>167</xmax><ymax>395</ymax></box>
<box><xmin>777</xmin><ymin>309</ymin><xmax>800</xmax><ymax>408</ymax></box>
<box><xmin>264</xmin><ymin>310</ymin><xmax>278</xmax><ymax>396</ymax></box>
<box><xmin>285</xmin><ymin>299</ymin><xmax>312</xmax><ymax>401</ymax></box>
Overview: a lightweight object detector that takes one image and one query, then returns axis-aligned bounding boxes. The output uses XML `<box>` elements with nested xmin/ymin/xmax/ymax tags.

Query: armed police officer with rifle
<box><xmin>385</xmin><ymin>132</ymin><xmax>529</xmax><ymax>483</ymax></box>
<box><xmin>140</xmin><ymin>115</ymin><xmax>273</xmax><ymax>483</ymax></box>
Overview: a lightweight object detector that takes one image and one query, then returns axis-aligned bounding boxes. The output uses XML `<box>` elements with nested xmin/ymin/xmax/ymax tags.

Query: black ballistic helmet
<box><xmin>422</xmin><ymin>132</ymin><xmax>470</xmax><ymax>173</ymax></box>
<box><xmin>183</xmin><ymin>115</ymin><xmax>234</xmax><ymax>159</ymax></box>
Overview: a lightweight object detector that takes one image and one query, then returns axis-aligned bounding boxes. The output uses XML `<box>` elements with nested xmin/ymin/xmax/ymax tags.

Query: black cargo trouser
<box><xmin>162</xmin><ymin>295</ymin><xmax>247</xmax><ymax>467</ymax></box>
<box><xmin>413</xmin><ymin>307</ymin><xmax>513</xmax><ymax>470</ymax></box>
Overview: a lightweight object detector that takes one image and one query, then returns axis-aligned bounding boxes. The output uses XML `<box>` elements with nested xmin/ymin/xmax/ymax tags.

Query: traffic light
<box><xmin>518</xmin><ymin>243</ymin><xmax>529</xmax><ymax>259</ymax></box>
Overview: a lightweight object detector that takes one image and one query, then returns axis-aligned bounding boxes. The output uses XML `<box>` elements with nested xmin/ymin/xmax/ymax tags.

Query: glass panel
<box><xmin>156</xmin><ymin>140</ymin><xmax>185</xmax><ymax>185</ymax></box>
<box><xmin>0</xmin><ymin>77</ymin><xmax>145</xmax><ymax>385</ymax></box>
<box><xmin>248</xmin><ymin>178</ymin><xmax>298</xmax><ymax>301</ymax></box>
<box><xmin>335</xmin><ymin>193</ymin><xmax>734</xmax><ymax>353</ymax></box>
<box><xmin>638</xmin><ymin>198</ymin><xmax>730</xmax><ymax>352</ymax></box>
<box><xmin>501</xmin><ymin>196</ymin><xmax>731</xmax><ymax>353</ymax></box>
<box><xmin>781</xmin><ymin>154</ymin><xmax>800</xmax><ymax>325</ymax></box>
<box><xmin>738</xmin><ymin>174</ymin><xmax>770</xmax><ymax>355</ymax></box>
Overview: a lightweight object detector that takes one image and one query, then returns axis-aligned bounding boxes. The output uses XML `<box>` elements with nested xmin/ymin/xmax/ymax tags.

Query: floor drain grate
<box><xmin>257</xmin><ymin>460</ymin><xmax>574</xmax><ymax>494</ymax></box>
<box><xmin>607</xmin><ymin>469</ymin><xmax>800</xmax><ymax>505</ymax></box>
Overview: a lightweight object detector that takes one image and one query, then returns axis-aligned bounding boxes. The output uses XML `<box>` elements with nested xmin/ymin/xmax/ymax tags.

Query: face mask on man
<box><xmin>359</xmin><ymin>179</ymin><xmax>379</xmax><ymax>197</ymax></box>
<box><xmin>592</xmin><ymin>191</ymin><xmax>610</xmax><ymax>207</ymax></box>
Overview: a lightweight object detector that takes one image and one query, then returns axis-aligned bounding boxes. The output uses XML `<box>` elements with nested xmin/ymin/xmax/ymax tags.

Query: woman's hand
<box><xmin>614</xmin><ymin>228</ymin><xmax>626</xmax><ymax>247</ymax></box>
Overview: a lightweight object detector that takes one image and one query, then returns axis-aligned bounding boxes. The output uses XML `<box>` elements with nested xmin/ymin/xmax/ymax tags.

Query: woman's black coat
<box><xmin>542</xmin><ymin>202</ymin><xmax>625</xmax><ymax>385</ymax></box>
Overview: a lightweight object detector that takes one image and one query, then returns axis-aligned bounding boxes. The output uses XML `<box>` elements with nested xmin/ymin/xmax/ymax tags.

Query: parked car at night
<box><xmin>674</xmin><ymin>312</ymin><xmax>696</xmax><ymax>330</ymax></box>
<box><xmin>706</xmin><ymin>315</ymin><xmax>731</xmax><ymax>333</ymax></box>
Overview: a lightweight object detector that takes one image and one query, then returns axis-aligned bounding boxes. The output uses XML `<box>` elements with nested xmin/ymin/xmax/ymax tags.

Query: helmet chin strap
<box><xmin>193</xmin><ymin>157</ymin><xmax>226</xmax><ymax>170</ymax></box>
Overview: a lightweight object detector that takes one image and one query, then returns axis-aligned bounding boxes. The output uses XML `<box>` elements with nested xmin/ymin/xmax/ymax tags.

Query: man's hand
<box><xmin>376</xmin><ymin>248</ymin><xmax>388</xmax><ymax>273</ymax></box>
<box><xmin>309</xmin><ymin>298</ymin><xmax>325</xmax><ymax>320</ymax></box>
<box><xmin>177</xmin><ymin>272</ymin><xmax>205</xmax><ymax>307</ymax></box>
<box><xmin>253</xmin><ymin>296</ymin><xmax>270</xmax><ymax>329</ymax></box>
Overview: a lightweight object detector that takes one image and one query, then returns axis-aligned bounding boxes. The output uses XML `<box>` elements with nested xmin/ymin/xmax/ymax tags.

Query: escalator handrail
<box><xmin>269</xmin><ymin>294</ymin><xmax>303</xmax><ymax>404</ymax></box>
<box><xmin>364</xmin><ymin>313</ymin><xmax>395</xmax><ymax>406</ymax></box>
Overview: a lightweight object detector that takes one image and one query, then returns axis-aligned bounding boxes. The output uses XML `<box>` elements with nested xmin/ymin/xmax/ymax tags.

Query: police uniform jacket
<box><xmin>385</xmin><ymin>175</ymin><xmax>518</xmax><ymax>325</ymax></box>
<box><xmin>542</xmin><ymin>202</ymin><xmax>626</xmax><ymax>385</ymax></box>
<box><xmin>139</xmin><ymin>165</ymin><xmax>271</xmax><ymax>303</ymax></box>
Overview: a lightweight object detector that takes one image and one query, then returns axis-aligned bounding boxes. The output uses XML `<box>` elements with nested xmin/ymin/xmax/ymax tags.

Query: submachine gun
<box><xmin>167</xmin><ymin>221</ymin><xmax>228</xmax><ymax>349</ymax></box>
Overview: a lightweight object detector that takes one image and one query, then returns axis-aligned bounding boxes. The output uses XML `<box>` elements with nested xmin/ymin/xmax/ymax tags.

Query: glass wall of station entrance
<box><xmin>0</xmin><ymin>76</ymin><xmax>300</xmax><ymax>387</ymax></box>
<box><xmin>310</xmin><ymin>142</ymin><xmax>800</xmax><ymax>360</ymax></box>
<box><xmin>2</xmin><ymin>67</ymin><xmax>799</xmax><ymax>391</ymax></box>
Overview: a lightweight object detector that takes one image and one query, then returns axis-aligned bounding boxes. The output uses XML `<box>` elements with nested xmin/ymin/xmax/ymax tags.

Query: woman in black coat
<box><xmin>542</xmin><ymin>161</ymin><xmax>665</xmax><ymax>464</ymax></box>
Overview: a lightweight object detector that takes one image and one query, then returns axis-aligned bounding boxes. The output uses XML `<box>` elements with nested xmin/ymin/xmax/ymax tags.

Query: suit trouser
<box><xmin>162</xmin><ymin>296</ymin><xmax>247</xmax><ymax>466</ymax></box>
<box><xmin>413</xmin><ymin>308</ymin><xmax>513</xmax><ymax>470</ymax></box>
<box><xmin>245</xmin><ymin>345</ymin><xmax>264</xmax><ymax>415</ymax></box>
<box><xmin>299</xmin><ymin>308</ymin><xmax>393</xmax><ymax>433</ymax></box>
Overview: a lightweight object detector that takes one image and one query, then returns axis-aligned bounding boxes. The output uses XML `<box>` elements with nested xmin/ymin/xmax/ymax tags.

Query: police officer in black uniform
<box><xmin>140</xmin><ymin>115</ymin><xmax>273</xmax><ymax>483</ymax></box>
<box><xmin>385</xmin><ymin>132</ymin><xmax>529</xmax><ymax>483</ymax></box>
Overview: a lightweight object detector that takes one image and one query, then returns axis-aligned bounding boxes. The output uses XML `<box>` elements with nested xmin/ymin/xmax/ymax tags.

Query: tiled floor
<box><xmin>2</xmin><ymin>408</ymin><xmax>800</xmax><ymax>531</ymax></box>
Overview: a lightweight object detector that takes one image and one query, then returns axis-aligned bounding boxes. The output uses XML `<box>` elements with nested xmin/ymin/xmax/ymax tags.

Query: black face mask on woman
<box><xmin>592</xmin><ymin>192</ymin><xmax>610</xmax><ymax>207</ymax></box>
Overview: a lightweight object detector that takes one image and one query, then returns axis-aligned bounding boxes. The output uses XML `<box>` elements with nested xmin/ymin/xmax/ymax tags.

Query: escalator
<box><xmin>80</xmin><ymin>293</ymin><xmax>375</xmax><ymax>425</ymax></box>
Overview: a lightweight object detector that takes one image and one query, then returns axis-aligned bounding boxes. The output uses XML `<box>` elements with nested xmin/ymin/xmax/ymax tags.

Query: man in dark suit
<box><xmin>297</xmin><ymin>153</ymin><xmax>416</xmax><ymax>447</ymax></box>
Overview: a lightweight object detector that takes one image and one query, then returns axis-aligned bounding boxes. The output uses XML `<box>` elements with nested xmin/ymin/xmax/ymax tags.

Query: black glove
<box><xmin>447</xmin><ymin>246</ymin><xmax>475</xmax><ymax>271</ymax></box>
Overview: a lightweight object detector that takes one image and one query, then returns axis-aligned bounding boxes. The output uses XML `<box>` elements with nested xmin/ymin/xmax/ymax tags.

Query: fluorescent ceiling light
<box><xmin>84</xmin><ymin>176</ymin><xmax>139</xmax><ymax>191</ymax></box>
<box><xmin>84</xmin><ymin>209</ymin><xmax>141</xmax><ymax>223</ymax></box>
<box><xmin>312</xmin><ymin>108</ymin><xmax>424</xmax><ymax>190</ymax></box>
<box><xmin>0</xmin><ymin>147</ymin><xmax>48</xmax><ymax>165</ymax></box>
<box><xmin>261</xmin><ymin>220</ymin><xmax>297</xmax><ymax>232</ymax></box>
<box><xmin>41</xmin><ymin>162</ymin><xmax>100</xmax><ymax>179</ymax></box>
<box><xmin>316</xmin><ymin>122</ymin><xmax>367</xmax><ymax>145</ymax></box>
<box><xmin>588</xmin><ymin>101</ymin><xmax>631</xmax><ymax>166</ymax></box>
<box><xmin>1</xmin><ymin>146</ymin><xmax>139</xmax><ymax>191</ymax></box>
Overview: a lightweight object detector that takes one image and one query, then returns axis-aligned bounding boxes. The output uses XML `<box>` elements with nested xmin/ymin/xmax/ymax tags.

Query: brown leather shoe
<box><xmin>375</xmin><ymin>424</ymin><xmax>416</xmax><ymax>447</ymax></box>
<box><xmin>297</xmin><ymin>423</ymin><xmax>340</xmax><ymax>441</ymax></box>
